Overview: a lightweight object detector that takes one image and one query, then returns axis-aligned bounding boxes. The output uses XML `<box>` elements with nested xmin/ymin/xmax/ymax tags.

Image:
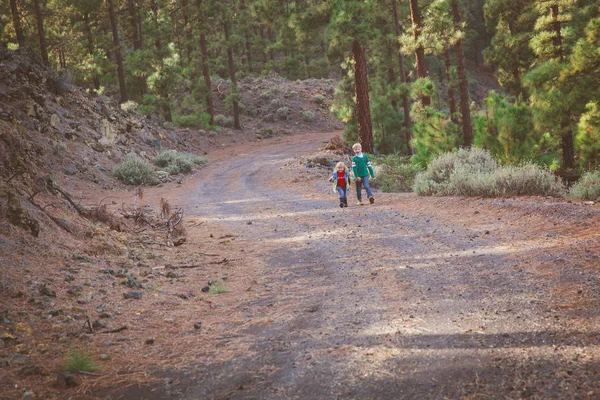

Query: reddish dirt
<box><xmin>89</xmin><ymin>132</ymin><xmax>600</xmax><ymax>398</ymax></box>
<box><xmin>2</xmin><ymin>129</ymin><xmax>600</xmax><ymax>399</ymax></box>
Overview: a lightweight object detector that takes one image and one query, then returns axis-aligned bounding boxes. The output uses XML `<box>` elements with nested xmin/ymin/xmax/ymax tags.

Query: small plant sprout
<box><xmin>65</xmin><ymin>348</ymin><xmax>100</xmax><ymax>373</ymax></box>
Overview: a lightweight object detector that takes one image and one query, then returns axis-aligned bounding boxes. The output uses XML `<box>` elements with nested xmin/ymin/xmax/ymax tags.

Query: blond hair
<box><xmin>352</xmin><ymin>143</ymin><xmax>362</xmax><ymax>151</ymax></box>
<box><xmin>334</xmin><ymin>161</ymin><xmax>347</xmax><ymax>172</ymax></box>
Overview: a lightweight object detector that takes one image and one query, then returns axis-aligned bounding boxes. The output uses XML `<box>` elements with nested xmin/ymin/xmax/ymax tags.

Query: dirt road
<box><xmin>108</xmin><ymin>131</ymin><xmax>600</xmax><ymax>399</ymax></box>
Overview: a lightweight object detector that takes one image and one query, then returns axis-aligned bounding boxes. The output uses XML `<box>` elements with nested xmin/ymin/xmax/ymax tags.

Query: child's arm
<box><xmin>366</xmin><ymin>156</ymin><xmax>375</xmax><ymax>178</ymax></box>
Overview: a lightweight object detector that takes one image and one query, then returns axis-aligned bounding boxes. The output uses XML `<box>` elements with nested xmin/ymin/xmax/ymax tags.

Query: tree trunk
<box><xmin>409</xmin><ymin>0</ymin><xmax>430</xmax><ymax>107</ymax></box>
<box><xmin>126</xmin><ymin>0</ymin><xmax>146</xmax><ymax>96</ymax></box>
<box><xmin>352</xmin><ymin>39</ymin><xmax>374</xmax><ymax>154</ymax></box>
<box><xmin>550</xmin><ymin>4</ymin><xmax>574</xmax><ymax>169</ymax></box>
<box><xmin>33</xmin><ymin>0</ymin><xmax>49</xmax><ymax>65</ymax></box>
<box><xmin>127</xmin><ymin>0</ymin><xmax>142</xmax><ymax>50</ymax></box>
<box><xmin>182</xmin><ymin>0</ymin><xmax>193</xmax><ymax>63</ymax></box>
<box><xmin>10</xmin><ymin>0</ymin><xmax>25</xmax><ymax>47</ymax></box>
<box><xmin>200</xmin><ymin>31</ymin><xmax>214</xmax><ymax>125</ymax></box>
<box><xmin>392</xmin><ymin>0</ymin><xmax>412</xmax><ymax>152</ymax></box>
<box><xmin>224</xmin><ymin>22</ymin><xmax>241</xmax><ymax>130</ymax></box>
<box><xmin>83</xmin><ymin>12</ymin><xmax>101</xmax><ymax>91</ymax></box>
<box><xmin>443</xmin><ymin>48</ymin><xmax>457</xmax><ymax>123</ymax></box>
<box><xmin>451</xmin><ymin>0</ymin><xmax>472</xmax><ymax>147</ymax></box>
<box><xmin>107</xmin><ymin>0</ymin><xmax>128</xmax><ymax>103</ymax></box>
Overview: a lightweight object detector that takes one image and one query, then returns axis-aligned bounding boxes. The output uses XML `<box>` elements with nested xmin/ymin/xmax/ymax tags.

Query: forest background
<box><xmin>1</xmin><ymin>0</ymin><xmax>600</xmax><ymax>179</ymax></box>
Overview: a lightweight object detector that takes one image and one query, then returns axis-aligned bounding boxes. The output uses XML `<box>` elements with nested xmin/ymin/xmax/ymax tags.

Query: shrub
<box><xmin>214</xmin><ymin>114</ymin><xmax>233</xmax><ymax>128</ymax></box>
<box><xmin>276</xmin><ymin>107</ymin><xmax>289</xmax><ymax>120</ymax></box>
<box><xmin>270</xmin><ymin>98</ymin><xmax>282</xmax><ymax>109</ymax></box>
<box><xmin>209</xmin><ymin>279</ymin><xmax>229</xmax><ymax>294</ymax></box>
<box><xmin>120</xmin><ymin>100</ymin><xmax>139</xmax><ymax>113</ymax></box>
<box><xmin>301</xmin><ymin>110</ymin><xmax>315</xmax><ymax>122</ymax></box>
<box><xmin>65</xmin><ymin>349</ymin><xmax>99</xmax><ymax>373</ymax></box>
<box><xmin>174</xmin><ymin>112</ymin><xmax>211</xmax><ymax>128</ymax></box>
<box><xmin>372</xmin><ymin>155</ymin><xmax>422</xmax><ymax>193</ymax></box>
<box><xmin>313</xmin><ymin>94</ymin><xmax>326</xmax><ymax>104</ymax></box>
<box><xmin>570</xmin><ymin>171</ymin><xmax>600</xmax><ymax>200</ymax></box>
<box><xmin>413</xmin><ymin>147</ymin><xmax>566</xmax><ymax>198</ymax></box>
<box><xmin>154</xmin><ymin>150</ymin><xmax>207</xmax><ymax>175</ymax></box>
<box><xmin>113</xmin><ymin>155</ymin><xmax>157</xmax><ymax>185</ymax></box>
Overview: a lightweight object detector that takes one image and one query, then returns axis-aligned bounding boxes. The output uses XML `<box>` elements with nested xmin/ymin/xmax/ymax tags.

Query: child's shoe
<box><xmin>369</xmin><ymin>196</ymin><xmax>375</xmax><ymax>204</ymax></box>
<box><xmin>356</xmin><ymin>200</ymin><xmax>364</xmax><ymax>205</ymax></box>
<box><xmin>339</xmin><ymin>201</ymin><xmax>344</xmax><ymax>208</ymax></box>
<box><xmin>342</xmin><ymin>197</ymin><xmax>348</xmax><ymax>207</ymax></box>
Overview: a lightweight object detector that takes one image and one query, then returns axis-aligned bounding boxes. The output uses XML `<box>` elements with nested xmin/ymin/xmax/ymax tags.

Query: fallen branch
<box><xmin>165</xmin><ymin>264</ymin><xmax>202</xmax><ymax>269</ymax></box>
<box><xmin>98</xmin><ymin>326</ymin><xmax>127</xmax><ymax>334</ymax></box>
<box><xmin>208</xmin><ymin>258</ymin><xmax>236</xmax><ymax>265</ymax></box>
<box><xmin>130</xmin><ymin>241</ymin><xmax>169</xmax><ymax>247</ymax></box>
<box><xmin>79</xmin><ymin>371</ymin><xmax>103</xmax><ymax>377</ymax></box>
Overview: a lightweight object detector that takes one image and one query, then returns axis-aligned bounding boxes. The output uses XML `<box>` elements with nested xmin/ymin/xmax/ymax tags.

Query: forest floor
<box><xmin>1</xmin><ymin>47</ymin><xmax>600</xmax><ymax>399</ymax></box>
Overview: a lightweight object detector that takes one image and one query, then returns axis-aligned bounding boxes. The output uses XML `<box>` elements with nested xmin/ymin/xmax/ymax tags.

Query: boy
<box><xmin>351</xmin><ymin>143</ymin><xmax>375</xmax><ymax>205</ymax></box>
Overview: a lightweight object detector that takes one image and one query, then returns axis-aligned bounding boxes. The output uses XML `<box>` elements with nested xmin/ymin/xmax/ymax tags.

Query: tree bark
<box><xmin>195</xmin><ymin>0</ymin><xmax>214</xmax><ymax>125</ymax></box>
<box><xmin>224</xmin><ymin>22</ymin><xmax>241</xmax><ymax>130</ymax></box>
<box><xmin>409</xmin><ymin>0</ymin><xmax>430</xmax><ymax>107</ymax></box>
<box><xmin>200</xmin><ymin>32</ymin><xmax>214</xmax><ymax>125</ymax></box>
<box><xmin>392</xmin><ymin>0</ymin><xmax>412</xmax><ymax>152</ymax></box>
<box><xmin>9</xmin><ymin>0</ymin><xmax>25</xmax><ymax>47</ymax></box>
<box><xmin>107</xmin><ymin>0</ymin><xmax>128</xmax><ymax>103</ymax></box>
<box><xmin>451</xmin><ymin>0</ymin><xmax>472</xmax><ymax>147</ymax></box>
<box><xmin>33</xmin><ymin>0</ymin><xmax>49</xmax><ymax>65</ymax></box>
<box><xmin>550</xmin><ymin>4</ymin><xmax>574</xmax><ymax>169</ymax></box>
<box><xmin>443</xmin><ymin>48</ymin><xmax>457</xmax><ymax>123</ymax></box>
<box><xmin>83</xmin><ymin>12</ymin><xmax>101</xmax><ymax>91</ymax></box>
<box><xmin>352</xmin><ymin>39</ymin><xmax>374</xmax><ymax>154</ymax></box>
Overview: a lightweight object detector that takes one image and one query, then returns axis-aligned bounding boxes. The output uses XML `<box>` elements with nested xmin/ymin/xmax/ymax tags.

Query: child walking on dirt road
<box><xmin>351</xmin><ymin>143</ymin><xmax>375</xmax><ymax>205</ymax></box>
<box><xmin>329</xmin><ymin>161</ymin><xmax>352</xmax><ymax>208</ymax></box>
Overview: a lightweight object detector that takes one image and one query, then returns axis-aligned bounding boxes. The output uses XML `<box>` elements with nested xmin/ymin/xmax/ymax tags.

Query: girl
<box><xmin>328</xmin><ymin>161</ymin><xmax>352</xmax><ymax>208</ymax></box>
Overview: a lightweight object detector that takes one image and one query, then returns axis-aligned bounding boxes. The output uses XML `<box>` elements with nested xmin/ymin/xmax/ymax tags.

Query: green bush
<box><xmin>276</xmin><ymin>107</ymin><xmax>290</xmax><ymax>120</ymax></box>
<box><xmin>371</xmin><ymin>155</ymin><xmax>422</xmax><ymax>192</ymax></box>
<box><xmin>301</xmin><ymin>110</ymin><xmax>315</xmax><ymax>122</ymax></box>
<box><xmin>214</xmin><ymin>114</ymin><xmax>233</xmax><ymax>128</ymax></box>
<box><xmin>570</xmin><ymin>171</ymin><xmax>600</xmax><ymax>200</ymax></box>
<box><xmin>65</xmin><ymin>349</ymin><xmax>99</xmax><ymax>373</ymax></box>
<box><xmin>154</xmin><ymin>151</ymin><xmax>207</xmax><ymax>175</ymax></box>
<box><xmin>313</xmin><ymin>94</ymin><xmax>326</xmax><ymax>104</ymax></box>
<box><xmin>174</xmin><ymin>112</ymin><xmax>211</xmax><ymax>128</ymax></box>
<box><xmin>113</xmin><ymin>155</ymin><xmax>157</xmax><ymax>185</ymax></box>
<box><xmin>413</xmin><ymin>147</ymin><xmax>566</xmax><ymax>198</ymax></box>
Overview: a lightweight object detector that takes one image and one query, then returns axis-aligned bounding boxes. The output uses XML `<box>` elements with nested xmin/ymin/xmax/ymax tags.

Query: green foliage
<box><xmin>174</xmin><ymin>112</ymin><xmax>211</xmax><ymax>129</ymax></box>
<box><xmin>410</xmin><ymin>109</ymin><xmax>461</xmax><ymax>168</ymax></box>
<box><xmin>570</xmin><ymin>171</ymin><xmax>600</xmax><ymax>201</ymax></box>
<box><xmin>154</xmin><ymin>151</ymin><xmax>207</xmax><ymax>175</ymax></box>
<box><xmin>576</xmin><ymin>103</ymin><xmax>600</xmax><ymax>169</ymax></box>
<box><xmin>301</xmin><ymin>110</ymin><xmax>315</xmax><ymax>122</ymax></box>
<box><xmin>120</xmin><ymin>101</ymin><xmax>139</xmax><ymax>113</ymax></box>
<box><xmin>113</xmin><ymin>155</ymin><xmax>157</xmax><ymax>186</ymax></box>
<box><xmin>371</xmin><ymin>94</ymin><xmax>407</xmax><ymax>155</ymax></box>
<box><xmin>138</xmin><ymin>94</ymin><xmax>157</xmax><ymax>117</ymax></box>
<box><xmin>276</xmin><ymin>107</ymin><xmax>290</xmax><ymax>120</ymax></box>
<box><xmin>473</xmin><ymin>91</ymin><xmax>541</xmax><ymax>163</ymax></box>
<box><xmin>209</xmin><ymin>279</ymin><xmax>229</xmax><ymax>294</ymax></box>
<box><xmin>313</xmin><ymin>94</ymin><xmax>326</xmax><ymax>104</ymax></box>
<box><xmin>214</xmin><ymin>114</ymin><xmax>233</xmax><ymax>128</ymax></box>
<box><xmin>371</xmin><ymin>155</ymin><xmax>422</xmax><ymax>193</ymax></box>
<box><xmin>65</xmin><ymin>349</ymin><xmax>99</xmax><ymax>373</ymax></box>
<box><xmin>413</xmin><ymin>147</ymin><xmax>566</xmax><ymax>198</ymax></box>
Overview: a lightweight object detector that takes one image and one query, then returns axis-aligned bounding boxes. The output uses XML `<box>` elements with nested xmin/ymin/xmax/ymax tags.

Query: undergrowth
<box><xmin>412</xmin><ymin>147</ymin><xmax>566</xmax><ymax>198</ymax></box>
<box><xmin>569</xmin><ymin>171</ymin><xmax>600</xmax><ymax>200</ymax></box>
<box><xmin>64</xmin><ymin>349</ymin><xmax>99</xmax><ymax>373</ymax></box>
<box><xmin>113</xmin><ymin>155</ymin><xmax>157</xmax><ymax>185</ymax></box>
<box><xmin>154</xmin><ymin>151</ymin><xmax>207</xmax><ymax>175</ymax></box>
